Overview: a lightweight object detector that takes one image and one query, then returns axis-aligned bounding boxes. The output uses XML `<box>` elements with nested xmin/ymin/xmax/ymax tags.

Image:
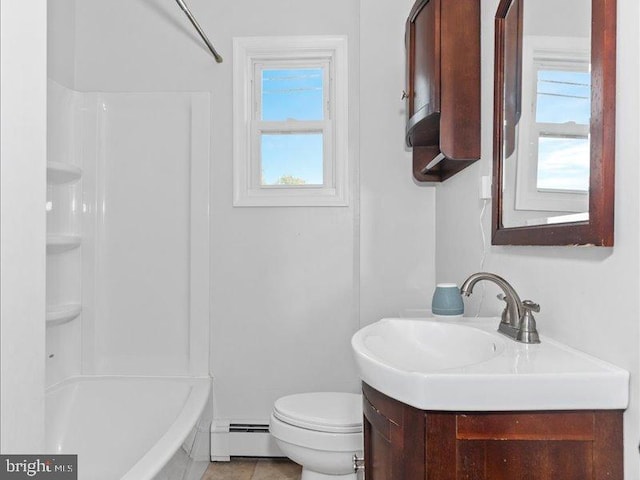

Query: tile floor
<box><xmin>201</xmin><ymin>458</ymin><xmax>301</xmax><ymax>480</ymax></box>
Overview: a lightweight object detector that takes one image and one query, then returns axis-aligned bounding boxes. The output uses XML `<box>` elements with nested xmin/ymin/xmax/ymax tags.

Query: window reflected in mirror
<box><xmin>501</xmin><ymin>0</ymin><xmax>591</xmax><ymax>228</ymax></box>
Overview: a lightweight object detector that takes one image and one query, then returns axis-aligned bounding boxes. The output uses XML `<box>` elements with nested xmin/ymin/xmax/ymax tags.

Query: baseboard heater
<box><xmin>211</xmin><ymin>422</ymin><xmax>284</xmax><ymax>460</ymax></box>
<box><xmin>229</xmin><ymin>423</ymin><xmax>270</xmax><ymax>433</ymax></box>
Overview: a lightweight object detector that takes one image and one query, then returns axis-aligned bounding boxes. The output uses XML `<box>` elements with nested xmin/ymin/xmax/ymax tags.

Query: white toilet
<box><xmin>270</xmin><ymin>392</ymin><xmax>363</xmax><ymax>480</ymax></box>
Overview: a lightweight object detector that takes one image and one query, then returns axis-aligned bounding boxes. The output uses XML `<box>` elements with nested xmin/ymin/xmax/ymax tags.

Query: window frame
<box><xmin>233</xmin><ymin>36</ymin><xmax>349</xmax><ymax>207</ymax></box>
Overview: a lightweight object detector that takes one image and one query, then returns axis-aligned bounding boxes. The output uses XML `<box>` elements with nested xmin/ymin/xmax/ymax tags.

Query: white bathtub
<box><xmin>45</xmin><ymin>376</ymin><xmax>211</xmax><ymax>480</ymax></box>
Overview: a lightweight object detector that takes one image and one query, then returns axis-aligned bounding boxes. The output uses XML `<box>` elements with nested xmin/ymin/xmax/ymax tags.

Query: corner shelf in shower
<box><xmin>47</xmin><ymin>234</ymin><xmax>81</xmax><ymax>253</ymax></box>
<box><xmin>47</xmin><ymin>162</ymin><xmax>82</xmax><ymax>184</ymax></box>
<box><xmin>46</xmin><ymin>303</ymin><xmax>82</xmax><ymax>327</ymax></box>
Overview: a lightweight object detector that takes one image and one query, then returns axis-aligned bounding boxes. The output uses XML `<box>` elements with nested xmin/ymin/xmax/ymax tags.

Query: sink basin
<box><xmin>357</xmin><ymin>319</ymin><xmax>504</xmax><ymax>372</ymax></box>
<box><xmin>351</xmin><ymin>317</ymin><xmax>629</xmax><ymax>411</ymax></box>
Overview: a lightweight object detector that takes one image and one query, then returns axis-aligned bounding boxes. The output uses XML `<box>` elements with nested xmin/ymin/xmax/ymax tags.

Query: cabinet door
<box><xmin>363</xmin><ymin>384</ymin><xmax>425</xmax><ymax>480</ymax></box>
<box><xmin>363</xmin><ymin>395</ymin><xmax>396</xmax><ymax>480</ymax></box>
<box><xmin>408</xmin><ymin>0</ymin><xmax>440</xmax><ymax>119</ymax></box>
<box><xmin>426</xmin><ymin>411</ymin><xmax>623</xmax><ymax>480</ymax></box>
<box><xmin>456</xmin><ymin>412</ymin><xmax>623</xmax><ymax>479</ymax></box>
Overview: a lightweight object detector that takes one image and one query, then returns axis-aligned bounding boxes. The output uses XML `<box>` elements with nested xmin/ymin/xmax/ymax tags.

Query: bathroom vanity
<box><xmin>362</xmin><ymin>383</ymin><xmax>622</xmax><ymax>479</ymax></box>
<box><xmin>351</xmin><ymin>318</ymin><xmax>628</xmax><ymax>480</ymax></box>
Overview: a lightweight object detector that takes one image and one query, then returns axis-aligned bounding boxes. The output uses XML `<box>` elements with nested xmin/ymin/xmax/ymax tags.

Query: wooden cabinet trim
<box><xmin>363</xmin><ymin>395</ymin><xmax>393</xmax><ymax>442</ymax></box>
<box><xmin>426</xmin><ymin>414</ymin><xmax>457</xmax><ymax>480</ymax></box>
<box><xmin>456</xmin><ymin>412</ymin><xmax>595</xmax><ymax>441</ymax></box>
<box><xmin>362</xmin><ymin>383</ymin><xmax>404</xmax><ymax>425</ymax></box>
<box><xmin>593</xmin><ymin>410</ymin><xmax>624</xmax><ymax>479</ymax></box>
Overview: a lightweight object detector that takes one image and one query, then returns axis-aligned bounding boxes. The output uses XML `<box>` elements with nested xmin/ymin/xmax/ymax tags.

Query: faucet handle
<box><xmin>517</xmin><ymin>300</ymin><xmax>541</xmax><ymax>344</ymax></box>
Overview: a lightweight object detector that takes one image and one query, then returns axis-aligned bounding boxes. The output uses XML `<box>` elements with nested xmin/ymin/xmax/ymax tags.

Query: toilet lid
<box><xmin>273</xmin><ymin>392</ymin><xmax>362</xmax><ymax>434</ymax></box>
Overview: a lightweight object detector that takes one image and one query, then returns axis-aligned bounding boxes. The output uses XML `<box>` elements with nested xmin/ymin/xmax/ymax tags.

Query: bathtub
<box><xmin>45</xmin><ymin>376</ymin><xmax>211</xmax><ymax>480</ymax></box>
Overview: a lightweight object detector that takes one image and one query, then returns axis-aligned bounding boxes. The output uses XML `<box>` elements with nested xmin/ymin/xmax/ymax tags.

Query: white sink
<box><xmin>351</xmin><ymin>317</ymin><xmax>629</xmax><ymax>411</ymax></box>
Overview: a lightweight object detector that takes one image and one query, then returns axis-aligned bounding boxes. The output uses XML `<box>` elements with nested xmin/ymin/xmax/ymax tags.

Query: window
<box><xmin>233</xmin><ymin>36</ymin><xmax>348</xmax><ymax>206</ymax></box>
<box><xmin>534</xmin><ymin>64</ymin><xmax>590</xmax><ymax>193</ymax></box>
<box><xmin>514</xmin><ymin>36</ymin><xmax>590</xmax><ymax>213</ymax></box>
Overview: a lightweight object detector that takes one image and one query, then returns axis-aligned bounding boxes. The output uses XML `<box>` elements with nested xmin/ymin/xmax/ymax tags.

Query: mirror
<box><xmin>492</xmin><ymin>0</ymin><xmax>616</xmax><ymax>246</ymax></box>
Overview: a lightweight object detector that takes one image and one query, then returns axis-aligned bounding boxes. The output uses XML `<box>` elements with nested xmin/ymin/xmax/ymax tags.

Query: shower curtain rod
<box><xmin>175</xmin><ymin>0</ymin><xmax>223</xmax><ymax>63</ymax></box>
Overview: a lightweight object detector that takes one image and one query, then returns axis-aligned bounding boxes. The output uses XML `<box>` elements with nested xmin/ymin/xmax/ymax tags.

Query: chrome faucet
<box><xmin>460</xmin><ymin>272</ymin><xmax>540</xmax><ymax>344</ymax></box>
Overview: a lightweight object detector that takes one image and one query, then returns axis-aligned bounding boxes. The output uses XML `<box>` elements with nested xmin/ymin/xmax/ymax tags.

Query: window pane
<box><xmin>262</xmin><ymin>68</ymin><xmax>324</xmax><ymax>121</ymax></box>
<box><xmin>537</xmin><ymin>136</ymin><xmax>589</xmax><ymax>192</ymax></box>
<box><xmin>536</xmin><ymin>69</ymin><xmax>590</xmax><ymax>125</ymax></box>
<box><xmin>261</xmin><ymin>133</ymin><xmax>323</xmax><ymax>186</ymax></box>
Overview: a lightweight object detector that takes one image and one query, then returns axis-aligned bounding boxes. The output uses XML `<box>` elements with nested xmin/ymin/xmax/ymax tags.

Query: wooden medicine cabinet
<box><xmin>405</xmin><ymin>0</ymin><xmax>481</xmax><ymax>182</ymax></box>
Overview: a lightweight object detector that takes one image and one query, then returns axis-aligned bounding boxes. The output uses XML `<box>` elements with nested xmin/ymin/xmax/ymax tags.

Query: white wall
<box><xmin>359</xmin><ymin>1</ymin><xmax>437</xmax><ymax>327</ymax></box>
<box><xmin>525</xmin><ymin>0</ymin><xmax>590</xmax><ymax>38</ymax></box>
<box><xmin>0</xmin><ymin>0</ymin><xmax>47</xmax><ymax>452</ymax></box>
<box><xmin>204</xmin><ymin>0</ymin><xmax>361</xmax><ymax>423</ymax></box>
<box><xmin>72</xmin><ymin>0</ymin><xmax>437</xmax><ymax>425</ymax></box>
<box><xmin>435</xmin><ymin>1</ymin><xmax>640</xmax><ymax>477</ymax></box>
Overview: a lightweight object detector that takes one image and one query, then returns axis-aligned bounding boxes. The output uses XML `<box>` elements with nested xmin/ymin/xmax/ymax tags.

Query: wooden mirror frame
<box><xmin>492</xmin><ymin>0</ymin><xmax>616</xmax><ymax>246</ymax></box>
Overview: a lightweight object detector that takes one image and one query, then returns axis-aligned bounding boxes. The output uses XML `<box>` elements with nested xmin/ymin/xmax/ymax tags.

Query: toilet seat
<box><xmin>273</xmin><ymin>392</ymin><xmax>362</xmax><ymax>434</ymax></box>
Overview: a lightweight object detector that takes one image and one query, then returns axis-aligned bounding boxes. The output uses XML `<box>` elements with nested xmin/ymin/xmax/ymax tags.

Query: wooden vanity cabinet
<box><xmin>362</xmin><ymin>383</ymin><xmax>623</xmax><ymax>480</ymax></box>
<box><xmin>405</xmin><ymin>0</ymin><xmax>481</xmax><ymax>182</ymax></box>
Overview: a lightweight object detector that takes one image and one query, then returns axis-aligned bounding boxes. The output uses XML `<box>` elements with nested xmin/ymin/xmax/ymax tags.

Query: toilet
<box><xmin>270</xmin><ymin>392</ymin><xmax>363</xmax><ymax>480</ymax></box>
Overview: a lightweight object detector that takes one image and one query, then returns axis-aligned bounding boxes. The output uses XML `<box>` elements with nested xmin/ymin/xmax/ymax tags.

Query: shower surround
<box><xmin>45</xmin><ymin>80</ymin><xmax>212</xmax><ymax>479</ymax></box>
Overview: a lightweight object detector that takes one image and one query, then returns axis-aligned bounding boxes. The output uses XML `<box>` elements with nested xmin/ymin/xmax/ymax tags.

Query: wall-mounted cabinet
<box><xmin>405</xmin><ymin>0</ymin><xmax>481</xmax><ymax>182</ymax></box>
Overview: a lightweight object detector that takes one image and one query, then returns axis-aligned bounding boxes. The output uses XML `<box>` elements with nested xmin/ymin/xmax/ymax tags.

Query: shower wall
<box><xmin>45</xmin><ymin>80</ymin><xmax>83</xmax><ymax>387</ymax></box>
<box><xmin>82</xmin><ymin>91</ymin><xmax>211</xmax><ymax>376</ymax></box>
<box><xmin>47</xmin><ymin>0</ymin><xmax>211</xmax><ymax>382</ymax></box>
<box><xmin>45</xmin><ymin>87</ymin><xmax>211</xmax><ymax>380</ymax></box>
<box><xmin>48</xmin><ymin>0</ymin><xmax>76</xmax><ymax>87</ymax></box>
<box><xmin>46</xmin><ymin>0</ymin><xmax>81</xmax><ymax>387</ymax></box>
